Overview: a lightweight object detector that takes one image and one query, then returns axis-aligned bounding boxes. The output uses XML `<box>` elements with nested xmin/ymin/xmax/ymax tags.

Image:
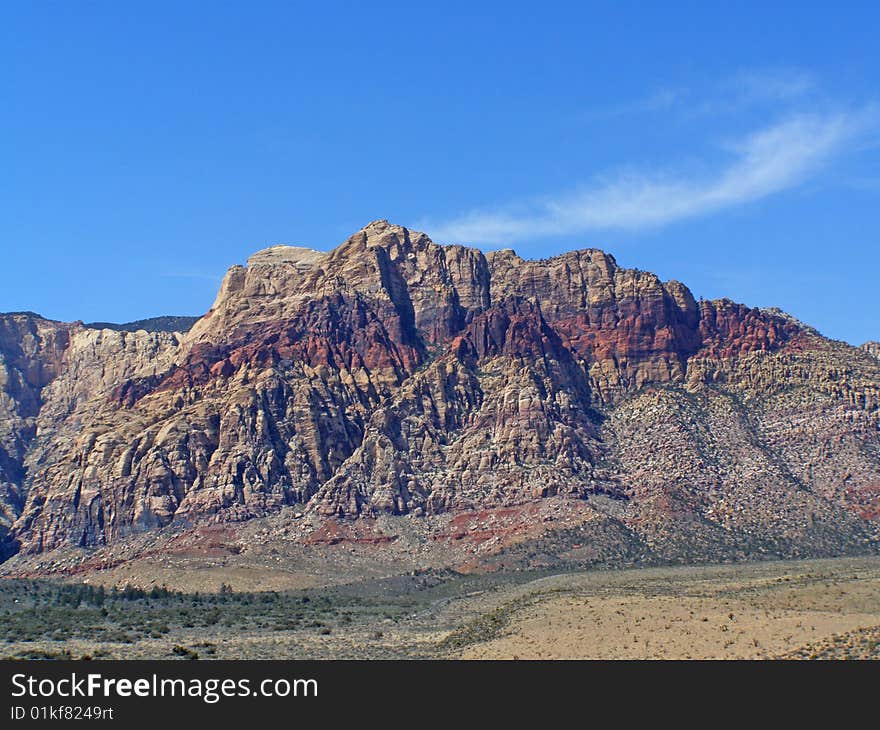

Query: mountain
<box><xmin>1</xmin><ymin>220</ymin><xmax>879</xmax><ymax>569</ymax></box>
<box><xmin>84</xmin><ymin>316</ymin><xmax>200</xmax><ymax>333</ymax></box>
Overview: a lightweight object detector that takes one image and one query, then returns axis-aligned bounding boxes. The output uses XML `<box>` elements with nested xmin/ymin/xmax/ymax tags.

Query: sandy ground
<box><xmin>458</xmin><ymin>558</ymin><xmax>880</xmax><ymax>659</ymax></box>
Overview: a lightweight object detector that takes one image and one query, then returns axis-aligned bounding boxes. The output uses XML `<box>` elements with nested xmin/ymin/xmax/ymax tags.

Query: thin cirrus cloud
<box><xmin>586</xmin><ymin>69</ymin><xmax>814</xmax><ymax>122</ymax></box>
<box><xmin>728</xmin><ymin>68</ymin><xmax>815</xmax><ymax>103</ymax></box>
<box><xmin>427</xmin><ymin>109</ymin><xmax>873</xmax><ymax>246</ymax></box>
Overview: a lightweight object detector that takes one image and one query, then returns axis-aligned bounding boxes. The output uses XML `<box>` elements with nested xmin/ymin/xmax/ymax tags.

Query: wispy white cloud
<box><xmin>580</xmin><ymin>88</ymin><xmax>682</xmax><ymax>120</ymax></box>
<box><xmin>684</xmin><ymin>69</ymin><xmax>816</xmax><ymax>118</ymax></box>
<box><xmin>427</xmin><ymin>109</ymin><xmax>874</xmax><ymax>245</ymax></box>
<box><xmin>578</xmin><ymin>69</ymin><xmax>814</xmax><ymax>123</ymax></box>
<box><xmin>727</xmin><ymin>68</ymin><xmax>815</xmax><ymax>104</ymax></box>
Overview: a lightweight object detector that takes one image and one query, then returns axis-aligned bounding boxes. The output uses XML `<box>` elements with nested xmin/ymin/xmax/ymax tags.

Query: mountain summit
<box><xmin>1</xmin><ymin>222</ymin><xmax>878</xmax><ymax>566</ymax></box>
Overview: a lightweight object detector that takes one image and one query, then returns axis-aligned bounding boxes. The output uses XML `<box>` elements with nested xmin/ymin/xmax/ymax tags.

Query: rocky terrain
<box><xmin>1</xmin><ymin>220</ymin><xmax>879</xmax><ymax>573</ymax></box>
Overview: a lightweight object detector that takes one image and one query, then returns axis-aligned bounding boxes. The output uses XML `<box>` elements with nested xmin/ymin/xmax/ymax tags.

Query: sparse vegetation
<box><xmin>2</xmin><ymin>557</ymin><xmax>880</xmax><ymax>659</ymax></box>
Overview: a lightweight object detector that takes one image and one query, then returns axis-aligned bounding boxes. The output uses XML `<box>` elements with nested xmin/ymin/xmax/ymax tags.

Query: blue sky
<box><xmin>1</xmin><ymin>1</ymin><xmax>878</xmax><ymax>344</ymax></box>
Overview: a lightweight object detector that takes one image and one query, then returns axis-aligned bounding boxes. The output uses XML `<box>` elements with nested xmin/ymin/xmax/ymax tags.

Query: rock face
<box><xmin>0</xmin><ymin>314</ymin><xmax>73</xmax><ymax>559</ymax></box>
<box><xmin>2</xmin><ymin>221</ymin><xmax>879</xmax><ymax>562</ymax></box>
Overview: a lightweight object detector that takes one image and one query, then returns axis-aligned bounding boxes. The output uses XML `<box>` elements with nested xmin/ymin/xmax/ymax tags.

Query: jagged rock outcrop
<box><xmin>0</xmin><ymin>321</ymin><xmax>184</xmax><ymax>555</ymax></box>
<box><xmin>1</xmin><ymin>221</ymin><xmax>879</xmax><ymax>562</ymax></box>
<box><xmin>0</xmin><ymin>314</ymin><xmax>73</xmax><ymax>559</ymax></box>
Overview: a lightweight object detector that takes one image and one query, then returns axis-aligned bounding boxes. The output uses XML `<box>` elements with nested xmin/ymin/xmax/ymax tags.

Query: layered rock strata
<box><xmin>1</xmin><ymin>221</ymin><xmax>877</xmax><ymax>562</ymax></box>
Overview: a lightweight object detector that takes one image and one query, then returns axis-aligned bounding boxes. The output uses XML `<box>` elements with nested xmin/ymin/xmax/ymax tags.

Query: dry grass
<box><xmin>457</xmin><ymin>559</ymin><xmax>880</xmax><ymax>659</ymax></box>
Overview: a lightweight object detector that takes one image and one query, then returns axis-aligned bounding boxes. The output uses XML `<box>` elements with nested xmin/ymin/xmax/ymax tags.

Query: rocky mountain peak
<box><xmin>329</xmin><ymin>219</ymin><xmax>437</xmax><ymax>261</ymax></box>
<box><xmin>246</xmin><ymin>244</ymin><xmax>327</xmax><ymax>269</ymax></box>
<box><xmin>0</xmin><ymin>222</ymin><xmax>878</xmax><ymax>566</ymax></box>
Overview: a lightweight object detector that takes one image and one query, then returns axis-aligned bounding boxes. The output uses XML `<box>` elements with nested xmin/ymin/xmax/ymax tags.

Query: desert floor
<box><xmin>455</xmin><ymin>557</ymin><xmax>880</xmax><ymax>659</ymax></box>
<box><xmin>3</xmin><ymin>555</ymin><xmax>880</xmax><ymax>659</ymax></box>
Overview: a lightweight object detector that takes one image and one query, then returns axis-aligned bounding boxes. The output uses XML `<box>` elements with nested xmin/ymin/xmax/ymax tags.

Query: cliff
<box><xmin>1</xmin><ymin>221</ymin><xmax>878</xmax><ymax>563</ymax></box>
